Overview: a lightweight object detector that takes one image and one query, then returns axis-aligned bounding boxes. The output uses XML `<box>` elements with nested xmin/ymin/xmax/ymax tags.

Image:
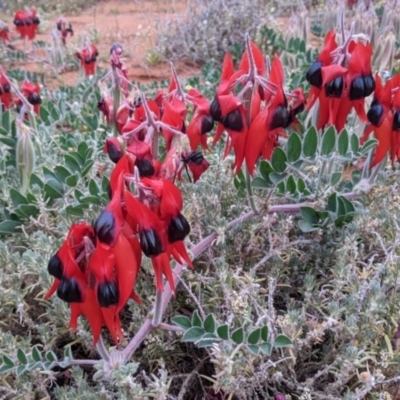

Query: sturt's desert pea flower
<box><xmin>14</xmin><ymin>8</ymin><xmax>40</xmax><ymax>41</ymax></box>
<box><xmin>75</xmin><ymin>43</ymin><xmax>99</xmax><ymax>76</ymax></box>
<box><xmin>361</xmin><ymin>73</ymin><xmax>400</xmax><ymax>168</ymax></box>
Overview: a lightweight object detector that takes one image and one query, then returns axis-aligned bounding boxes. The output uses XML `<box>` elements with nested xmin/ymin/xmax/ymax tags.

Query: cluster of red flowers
<box><xmin>305</xmin><ymin>29</ymin><xmax>375</xmax><ymax>132</ymax></box>
<box><xmin>305</xmin><ymin>27</ymin><xmax>400</xmax><ymax>170</ymax></box>
<box><xmin>0</xmin><ymin>68</ymin><xmax>41</xmax><ymax>114</ymax></box>
<box><xmin>45</xmin><ymin>46</ymin><xmax>211</xmax><ymax>344</ymax></box>
<box><xmin>361</xmin><ymin>74</ymin><xmax>400</xmax><ymax>168</ymax></box>
<box><xmin>13</xmin><ymin>8</ymin><xmax>40</xmax><ymax>41</ymax></box>
<box><xmin>204</xmin><ymin>38</ymin><xmax>305</xmax><ymax>176</ymax></box>
<box><xmin>75</xmin><ymin>43</ymin><xmax>99</xmax><ymax>77</ymax></box>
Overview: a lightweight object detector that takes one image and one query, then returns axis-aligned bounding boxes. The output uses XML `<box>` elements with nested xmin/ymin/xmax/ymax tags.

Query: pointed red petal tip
<box><xmin>348</xmin><ymin>41</ymin><xmax>373</xmax><ymax>75</ymax></box>
<box><xmin>221</xmin><ymin>52</ymin><xmax>235</xmax><ymax>82</ymax></box>
<box><xmin>239</xmin><ymin>40</ymin><xmax>266</xmax><ymax>76</ymax></box>
<box><xmin>321</xmin><ymin>65</ymin><xmax>347</xmax><ymax>86</ymax></box>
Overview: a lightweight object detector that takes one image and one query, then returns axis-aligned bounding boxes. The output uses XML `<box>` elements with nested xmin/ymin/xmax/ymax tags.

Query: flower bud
<box><xmin>16</xmin><ymin>123</ymin><xmax>35</xmax><ymax>194</ymax></box>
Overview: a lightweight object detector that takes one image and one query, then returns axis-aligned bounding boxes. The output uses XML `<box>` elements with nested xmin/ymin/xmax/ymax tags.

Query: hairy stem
<box><xmin>95</xmin><ymin>336</ymin><xmax>110</xmax><ymax>362</ymax></box>
<box><xmin>111</xmin><ymin>65</ymin><xmax>120</xmax><ymax>138</ymax></box>
<box><xmin>151</xmin><ymin>290</ymin><xmax>164</xmax><ymax>327</ymax></box>
<box><xmin>368</xmin><ymin>154</ymin><xmax>388</xmax><ymax>184</ymax></box>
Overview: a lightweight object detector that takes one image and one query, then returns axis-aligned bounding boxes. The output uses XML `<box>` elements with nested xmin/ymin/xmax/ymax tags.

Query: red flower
<box><xmin>306</xmin><ymin>30</ymin><xmax>374</xmax><ymax>131</ymax></box>
<box><xmin>245</xmin><ymin>56</ymin><xmax>290</xmax><ymax>175</ymax></box>
<box><xmin>0</xmin><ymin>69</ymin><xmax>12</xmax><ymax>111</ymax></box>
<box><xmin>75</xmin><ymin>43</ymin><xmax>98</xmax><ymax>76</ymax></box>
<box><xmin>56</xmin><ymin>17</ymin><xmax>73</xmax><ymax>45</ymax></box>
<box><xmin>0</xmin><ymin>20</ymin><xmax>10</xmax><ymax>44</ymax></box>
<box><xmin>45</xmin><ymin>222</ymin><xmax>94</xmax><ymax>302</ymax></box>
<box><xmin>180</xmin><ymin>151</ymin><xmax>210</xmax><ymax>182</ymax></box>
<box><xmin>14</xmin><ymin>9</ymin><xmax>40</xmax><ymax>41</ymax></box>
<box><xmin>69</xmin><ymin>288</ymin><xmax>124</xmax><ymax>345</ymax></box>
<box><xmin>186</xmin><ymin>89</ymin><xmax>214</xmax><ymax>151</ymax></box>
<box><xmin>362</xmin><ymin>73</ymin><xmax>400</xmax><ymax>168</ymax></box>
<box><xmin>210</xmin><ymin>36</ymin><xmax>304</xmax><ymax>175</ymax></box>
<box><xmin>20</xmin><ymin>81</ymin><xmax>41</xmax><ymax>114</ymax></box>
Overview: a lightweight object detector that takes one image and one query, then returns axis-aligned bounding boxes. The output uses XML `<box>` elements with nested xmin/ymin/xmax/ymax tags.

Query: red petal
<box><xmin>221</xmin><ymin>52</ymin><xmax>235</xmax><ymax>81</ymax></box>
<box><xmin>348</xmin><ymin>41</ymin><xmax>373</xmax><ymax>75</ymax></box>
<box><xmin>371</xmin><ymin>116</ymin><xmax>391</xmax><ymax>167</ymax></box>
<box><xmin>44</xmin><ymin>279</ymin><xmax>59</xmax><ymax>299</ymax></box>
<box><xmin>321</xmin><ymin>65</ymin><xmax>347</xmax><ymax>86</ymax></box>
<box><xmin>245</xmin><ymin>108</ymin><xmax>269</xmax><ymax>175</ymax></box>
<box><xmin>170</xmin><ymin>241</ymin><xmax>193</xmax><ymax>268</ymax></box>
<box><xmin>151</xmin><ymin>252</ymin><xmax>175</xmax><ymax>292</ymax></box>
<box><xmin>218</xmin><ymin>94</ymin><xmax>241</xmax><ymax>116</ymax></box>
<box><xmin>78</xmin><ymin>289</ymin><xmax>104</xmax><ymax>345</ymax></box>
<box><xmin>88</xmin><ymin>241</ymin><xmax>116</xmax><ymax>284</ymax></box>
<box><xmin>113</xmin><ymin>233</ymin><xmax>140</xmax><ymax>312</ymax></box>
<box><xmin>239</xmin><ymin>40</ymin><xmax>266</xmax><ymax>76</ymax></box>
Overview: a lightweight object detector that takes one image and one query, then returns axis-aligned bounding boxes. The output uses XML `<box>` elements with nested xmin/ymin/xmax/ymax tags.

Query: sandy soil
<box><xmin>4</xmin><ymin>0</ymin><xmax>201</xmax><ymax>86</ymax></box>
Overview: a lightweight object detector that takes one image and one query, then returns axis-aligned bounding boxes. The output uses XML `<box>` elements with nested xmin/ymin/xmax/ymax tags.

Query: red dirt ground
<box><xmin>4</xmin><ymin>0</ymin><xmax>201</xmax><ymax>86</ymax></box>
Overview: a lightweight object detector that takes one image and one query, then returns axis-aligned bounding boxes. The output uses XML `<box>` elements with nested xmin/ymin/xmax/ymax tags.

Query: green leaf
<box><xmin>65</xmin><ymin>205</ymin><xmax>85</xmax><ymax>217</ymax></box>
<box><xmin>64</xmin><ymin>154</ymin><xmax>81</xmax><ymax>174</ymax></box>
<box><xmin>2</xmin><ymin>354</ymin><xmax>14</xmax><ymax>367</ymax></box>
<box><xmin>300</xmin><ymin>207</ymin><xmax>320</xmax><ymax>224</ymax></box>
<box><xmin>63</xmin><ymin>346</ymin><xmax>73</xmax><ymax>360</ymax></box>
<box><xmin>286</xmin><ymin>175</ymin><xmax>296</xmax><ymax>194</ymax></box>
<box><xmin>16</xmin><ymin>365</ymin><xmax>26</xmax><ymax>376</ymax></box>
<box><xmin>350</xmin><ymin>133</ymin><xmax>359</xmax><ymax>154</ymax></box>
<box><xmin>261</xmin><ymin>326</ymin><xmax>268</xmax><ymax>342</ymax></box>
<box><xmin>247</xmin><ymin>328</ymin><xmax>261</xmax><ymax>345</ymax></box>
<box><xmin>54</xmin><ymin>166</ymin><xmax>72</xmax><ymax>184</ymax></box>
<box><xmin>231</xmin><ymin>327</ymin><xmax>244</xmax><ymax>344</ymax></box>
<box><xmin>81</xmin><ymin>161</ymin><xmax>94</xmax><ymax>178</ymax></box>
<box><xmin>251</xmin><ymin>177</ymin><xmax>270</xmax><ymax>189</ymax></box>
<box><xmin>338</xmin><ymin>129</ymin><xmax>349</xmax><ymax>156</ymax></box>
<box><xmin>303</xmin><ymin>126</ymin><xmax>318</xmax><ymax>158</ymax></box>
<box><xmin>259</xmin><ymin>342</ymin><xmax>272</xmax><ymax>356</ymax></box>
<box><xmin>0</xmin><ymin>220</ymin><xmax>21</xmax><ymax>235</ymax></box>
<box><xmin>44</xmin><ymin>179</ymin><xmax>64</xmax><ymax>199</ymax></box>
<box><xmin>274</xmin><ymin>334</ymin><xmax>293</xmax><ymax>348</ymax></box>
<box><xmin>327</xmin><ymin>193</ymin><xmax>338</xmax><ymax>213</ymax></box>
<box><xmin>171</xmin><ymin>316</ymin><xmax>192</xmax><ymax>330</ymax></box>
<box><xmin>287</xmin><ymin>132</ymin><xmax>302</xmax><ymax>163</ymax></box>
<box><xmin>217</xmin><ymin>324</ymin><xmax>229</xmax><ymax>340</ymax></box>
<box><xmin>65</xmin><ymin>174</ymin><xmax>79</xmax><ymax>187</ymax></box>
<box><xmin>77</xmin><ymin>142</ymin><xmax>88</xmax><ymax>159</ymax></box>
<box><xmin>203</xmin><ymin>314</ymin><xmax>216</xmax><ymax>333</ymax></box>
<box><xmin>269</xmin><ymin>172</ymin><xmax>287</xmax><ymax>185</ymax></box>
<box><xmin>45</xmin><ymin>351</ymin><xmax>58</xmax><ymax>362</ymax></box>
<box><xmin>182</xmin><ymin>327</ymin><xmax>205</xmax><ymax>342</ymax></box>
<box><xmin>321</xmin><ymin>126</ymin><xmax>336</xmax><ymax>156</ymax></box>
<box><xmin>30</xmin><ymin>173</ymin><xmax>43</xmax><ymax>189</ymax></box>
<box><xmin>339</xmin><ymin>196</ymin><xmax>355</xmax><ymax>215</ymax></box>
<box><xmin>191</xmin><ymin>310</ymin><xmax>202</xmax><ymax>327</ymax></box>
<box><xmin>0</xmin><ymin>364</ymin><xmax>14</xmax><ymax>373</ymax></box>
<box><xmin>10</xmin><ymin>189</ymin><xmax>28</xmax><ymax>207</ymax></box>
<box><xmin>361</xmin><ymin>139</ymin><xmax>378</xmax><ymax>154</ymax></box>
<box><xmin>298</xmin><ymin>220</ymin><xmax>319</xmax><ymax>233</ymax></box>
<box><xmin>88</xmin><ymin>179</ymin><xmax>100</xmax><ymax>196</ymax></box>
<box><xmin>247</xmin><ymin>344</ymin><xmax>260</xmax><ymax>356</ymax></box>
<box><xmin>196</xmin><ymin>333</ymin><xmax>219</xmax><ymax>348</ymax></box>
<box><xmin>259</xmin><ymin>160</ymin><xmax>273</xmax><ymax>182</ymax></box>
<box><xmin>17</xmin><ymin>349</ymin><xmax>28</xmax><ymax>365</ymax></box>
<box><xmin>297</xmin><ymin>178</ymin><xmax>306</xmax><ymax>193</ymax></box>
<box><xmin>79</xmin><ymin>196</ymin><xmax>102</xmax><ymax>206</ymax></box>
<box><xmin>331</xmin><ymin>172</ymin><xmax>341</xmax><ymax>186</ymax></box>
<box><xmin>31</xmin><ymin>347</ymin><xmax>42</xmax><ymax>363</ymax></box>
<box><xmin>271</xmin><ymin>148</ymin><xmax>287</xmax><ymax>173</ymax></box>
